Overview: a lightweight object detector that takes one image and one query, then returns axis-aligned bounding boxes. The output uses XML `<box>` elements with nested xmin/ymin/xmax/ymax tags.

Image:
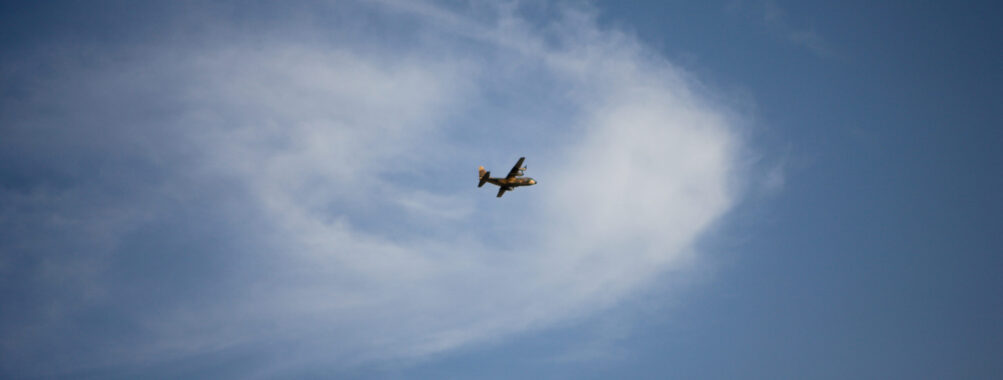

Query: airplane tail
<box><xmin>478</xmin><ymin>166</ymin><xmax>489</xmax><ymax>187</ymax></box>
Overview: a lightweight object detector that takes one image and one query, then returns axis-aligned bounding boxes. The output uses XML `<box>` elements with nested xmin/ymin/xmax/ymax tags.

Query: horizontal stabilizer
<box><xmin>478</xmin><ymin>171</ymin><xmax>490</xmax><ymax>187</ymax></box>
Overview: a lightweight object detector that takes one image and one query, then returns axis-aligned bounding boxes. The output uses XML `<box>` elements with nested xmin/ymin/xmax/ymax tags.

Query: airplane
<box><xmin>478</xmin><ymin>157</ymin><xmax>537</xmax><ymax>198</ymax></box>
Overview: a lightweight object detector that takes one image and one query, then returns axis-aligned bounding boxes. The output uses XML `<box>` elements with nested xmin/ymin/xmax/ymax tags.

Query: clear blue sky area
<box><xmin>1</xmin><ymin>1</ymin><xmax>1000</xmax><ymax>379</ymax></box>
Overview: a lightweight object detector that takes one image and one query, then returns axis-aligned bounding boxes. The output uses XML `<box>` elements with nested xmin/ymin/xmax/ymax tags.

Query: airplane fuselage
<box><xmin>484</xmin><ymin>177</ymin><xmax>537</xmax><ymax>187</ymax></box>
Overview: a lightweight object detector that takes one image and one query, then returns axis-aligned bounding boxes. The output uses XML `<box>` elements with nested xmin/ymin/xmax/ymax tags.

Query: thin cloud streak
<box><xmin>728</xmin><ymin>0</ymin><xmax>835</xmax><ymax>57</ymax></box>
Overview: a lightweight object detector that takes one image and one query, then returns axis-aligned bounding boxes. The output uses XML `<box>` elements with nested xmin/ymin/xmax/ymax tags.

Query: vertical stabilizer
<box><xmin>478</xmin><ymin>166</ymin><xmax>489</xmax><ymax>187</ymax></box>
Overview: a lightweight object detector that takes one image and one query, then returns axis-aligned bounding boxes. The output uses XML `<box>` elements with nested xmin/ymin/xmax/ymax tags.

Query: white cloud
<box><xmin>0</xmin><ymin>1</ymin><xmax>746</xmax><ymax>376</ymax></box>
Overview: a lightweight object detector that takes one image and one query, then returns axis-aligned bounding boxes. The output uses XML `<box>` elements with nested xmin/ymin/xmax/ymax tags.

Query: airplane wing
<box><xmin>505</xmin><ymin>157</ymin><xmax>526</xmax><ymax>179</ymax></box>
<box><xmin>497</xmin><ymin>186</ymin><xmax>511</xmax><ymax>198</ymax></box>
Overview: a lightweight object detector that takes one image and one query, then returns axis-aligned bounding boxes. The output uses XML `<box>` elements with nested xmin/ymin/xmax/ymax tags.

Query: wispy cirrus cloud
<box><xmin>0</xmin><ymin>1</ymin><xmax>747</xmax><ymax>377</ymax></box>
<box><xmin>727</xmin><ymin>0</ymin><xmax>834</xmax><ymax>57</ymax></box>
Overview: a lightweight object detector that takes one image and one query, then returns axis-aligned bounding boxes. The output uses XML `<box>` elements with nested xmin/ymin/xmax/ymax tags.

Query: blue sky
<box><xmin>1</xmin><ymin>1</ymin><xmax>1000</xmax><ymax>379</ymax></box>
